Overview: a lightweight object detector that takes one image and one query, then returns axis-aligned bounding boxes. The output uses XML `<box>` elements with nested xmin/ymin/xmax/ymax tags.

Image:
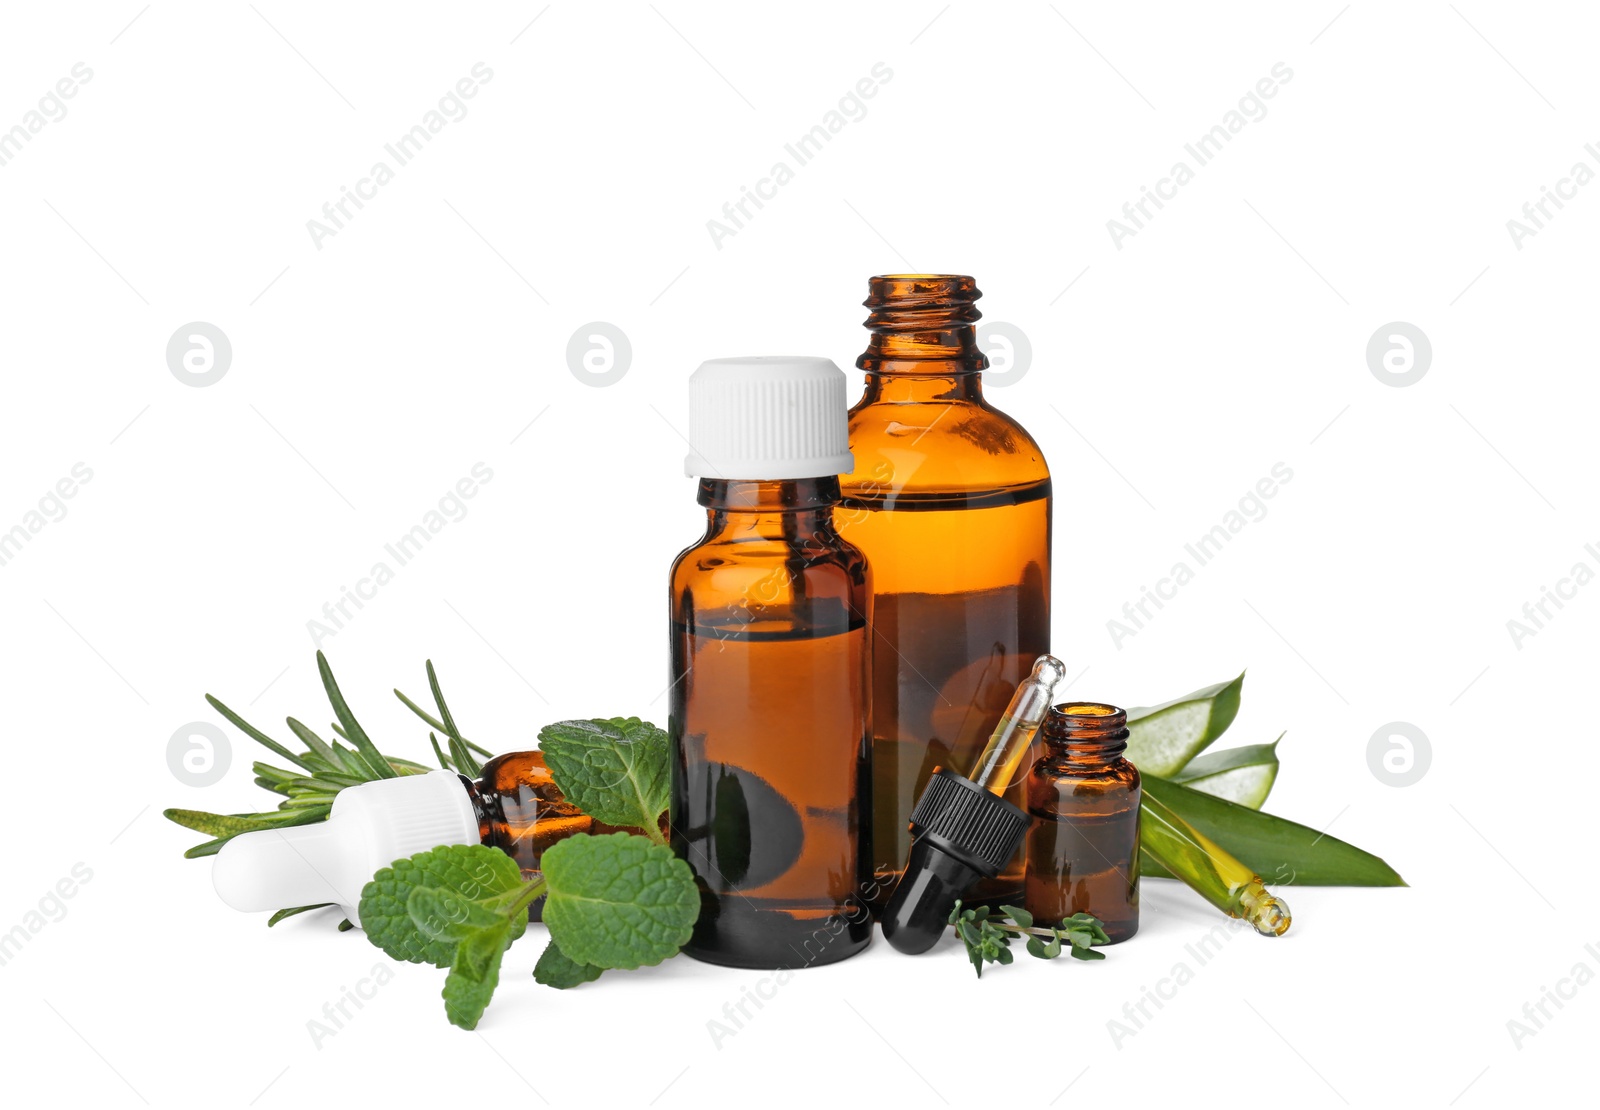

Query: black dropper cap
<box><xmin>880</xmin><ymin>768</ymin><xmax>1032</xmax><ymax>954</ymax></box>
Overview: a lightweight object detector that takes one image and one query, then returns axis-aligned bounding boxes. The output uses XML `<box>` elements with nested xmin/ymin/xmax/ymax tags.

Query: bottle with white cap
<box><xmin>210</xmin><ymin>751</ymin><xmax>596</xmax><ymax>927</ymax></box>
<box><xmin>669</xmin><ymin>356</ymin><xmax>874</xmax><ymax>968</ymax></box>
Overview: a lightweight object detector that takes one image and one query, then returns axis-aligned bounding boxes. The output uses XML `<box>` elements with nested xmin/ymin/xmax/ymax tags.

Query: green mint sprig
<box><xmin>948</xmin><ymin>901</ymin><xmax>1111</xmax><ymax>978</ymax></box>
<box><xmin>359</xmin><ymin>715</ymin><xmax>695</xmax><ymax>1029</ymax></box>
<box><xmin>360</xmin><ymin>835</ymin><xmax>697</xmax><ymax>1029</ymax></box>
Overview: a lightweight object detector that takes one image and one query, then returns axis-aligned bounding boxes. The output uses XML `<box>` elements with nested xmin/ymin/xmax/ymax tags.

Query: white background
<box><xmin>0</xmin><ymin>2</ymin><xmax>1593</xmax><ymax>1106</ymax></box>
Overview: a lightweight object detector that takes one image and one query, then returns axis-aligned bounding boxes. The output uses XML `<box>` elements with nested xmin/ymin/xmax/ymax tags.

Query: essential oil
<box><xmin>1024</xmin><ymin>703</ymin><xmax>1141</xmax><ymax>942</ymax></box>
<box><xmin>838</xmin><ymin>275</ymin><xmax>1052</xmax><ymax>904</ymax></box>
<box><xmin>211</xmin><ymin>756</ymin><xmax>599</xmax><ymax>924</ymax></box>
<box><xmin>669</xmin><ymin>356</ymin><xmax>873</xmax><ymax>969</ymax></box>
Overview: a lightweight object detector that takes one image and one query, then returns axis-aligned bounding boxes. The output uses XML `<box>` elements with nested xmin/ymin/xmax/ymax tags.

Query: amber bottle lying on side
<box><xmin>838</xmin><ymin>275</ymin><xmax>1052</xmax><ymax>907</ymax></box>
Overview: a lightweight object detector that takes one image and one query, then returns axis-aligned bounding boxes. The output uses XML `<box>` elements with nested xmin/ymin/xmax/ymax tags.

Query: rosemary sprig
<box><xmin>163</xmin><ymin>652</ymin><xmax>487</xmax><ymax>925</ymax></box>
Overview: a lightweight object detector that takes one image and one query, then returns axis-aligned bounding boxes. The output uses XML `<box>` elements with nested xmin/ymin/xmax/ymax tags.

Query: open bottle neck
<box><xmin>1041</xmin><ymin>704</ymin><xmax>1131</xmax><ymax>769</ymax></box>
<box><xmin>857</xmin><ymin>274</ymin><xmax>988</xmax><ymax>385</ymax></box>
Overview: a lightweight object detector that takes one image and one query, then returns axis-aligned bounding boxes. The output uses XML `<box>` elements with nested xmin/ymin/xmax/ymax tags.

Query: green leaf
<box><xmin>1000</xmin><ymin>904</ymin><xmax>1032</xmax><ymax>928</ymax></box>
<box><xmin>316</xmin><ymin>651</ymin><xmax>395</xmax><ymax>778</ymax></box>
<box><xmin>359</xmin><ymin>844</ymin><xmax>528</xmax><ymax>968</ymax></box>
<box><xmin>540</xmin><ymin>832</ymin><xmax>698</xmax><ymax>970</ymax></box>
<box><xmin>1170</xmin><ymin>734</ymin><xmax>1282</xmax><ymax>809</ymax></box>
<box><xmin>395</xmin><ymin>682</ymin><xmax>495</xmax><ymax>757</ymax></box>
<box><xmin>539</xmin><ymin>718</ymin><xmax>670</xmax><ymax>839</ymax></box>
<box><xmin>449</xmin><ymin>737</ymin><xmax>482</xmax><ymax>780</ymax></box>
<box><xmin>204</xmin><ymin>693</ymin><xmax>313</xmax><ymax>772</ymax></box>
<box><xmin>533</xmin><ymin>939</ymin><xmax>605</xmax><ymax>989</ymax></box>
<box><xmin>282</xmin><ymin>716</ymin><xmax>340</xmax><ymax>769</ymax></box>
<box><xmin>408</xmin><ymin>886</ymin><xmax>510</xmax><ymax>943</ymax></box>
<box><xmin>1126</xmin><ymin>672</ymin><xmax>1244</xmax><ymax>776</ymax></box>
<box><xmin>1139</xmin><ymin>775</ymin><xmax>1405</xmax><ymax>886</ymax></box>
<box><xmin>163</xmin><ymin>807</ymin><xmax>317</xmax><ymax>839</ymax></box>
<box><xmin>442</xmin><ymin>921</ymin><xmax>511</xmax><ymax>1030</ymax></box>
<box><xmin>267</xmin><ymin>904</ymin><xmax>334</xmax><ymax>926</ymax></box>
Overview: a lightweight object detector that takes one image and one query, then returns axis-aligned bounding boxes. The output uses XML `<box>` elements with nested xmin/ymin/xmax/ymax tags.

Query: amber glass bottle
<box><xmin>838</xmin><ymin>275</ymin><xmax>1051</xmax><ymax>905</ymax></box>
<box><xmin>465</xmin><ymin>750</ymin><xmax>615</xmax><ymax>918</ymax></box>
<box><xmin>669</xmin><ymin>357</ymin><xmax>873</xmax><ymax>969</ymax></box>
<box><xmin>1024</xmin><ymin>703</ymin><xmax>1141</xmax><ymax>942</ymax></box>
<box><xmin>211</xmin><ymin>757</ymin><xmax>603</xmax><ymax>925</ymax></box>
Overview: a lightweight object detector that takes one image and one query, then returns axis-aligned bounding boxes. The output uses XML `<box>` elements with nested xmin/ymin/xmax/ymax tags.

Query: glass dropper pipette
<box><xmin>880</xmin><ymin>655</ymin><xmax>1067</xmax><ymax>954</ymax></box>
<box><xmin>966</xmin><ymin>654</ymin><xmax>1068</xmax><ymax>793</ymax></box>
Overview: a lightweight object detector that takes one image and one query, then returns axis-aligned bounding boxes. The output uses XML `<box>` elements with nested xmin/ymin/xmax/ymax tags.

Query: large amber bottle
<box><xmin>838</xmin><ymin>275</ymin><xmax>1051</xmax><ymax>905</ymax></box>
<box><xmin>669</xmin><ymin>356</ymin><xmax>874</xmax><ymax>968</ymax></box>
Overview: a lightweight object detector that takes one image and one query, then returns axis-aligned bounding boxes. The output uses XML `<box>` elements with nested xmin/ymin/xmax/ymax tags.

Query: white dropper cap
<box><xmin>684</xmin><ymin>356</ymin><xmax>855</xmax><ymax>480</ymax></box>
<box><xmin>210</xmin><ymin>770</ymin><xmax>480</xmax><ymax>928</ymax></box>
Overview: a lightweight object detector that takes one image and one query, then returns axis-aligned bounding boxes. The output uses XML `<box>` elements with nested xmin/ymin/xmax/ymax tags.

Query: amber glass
<box><xmin>1024</xmin><ymin>703</ymin><xmax>1141</xmax><ymax>942</ymax></box>
<box><xmin>837</xmin><ymin>274</ymin><xmax>1051</xmax><ymax>905</ymax></box>
<box><xmin>669</xmin><ymin>477</ymin><xmax>873</xmax><ymax>968</ymax></box>
<box><xmin>462</xmin><ymin>749</ymin><xmax>607</xmax><ymax>921</ymax></box>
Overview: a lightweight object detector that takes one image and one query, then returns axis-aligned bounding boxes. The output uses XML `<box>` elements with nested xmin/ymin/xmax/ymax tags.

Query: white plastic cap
<box><xmin>211</xmin><ymin>770</ymin><xmax>480</xmax><ymax>929</ymax></box>
<box><xmin>684</xmin><ymin>356</ymin><xmax>854</xmax><ymax>480</ymax></box>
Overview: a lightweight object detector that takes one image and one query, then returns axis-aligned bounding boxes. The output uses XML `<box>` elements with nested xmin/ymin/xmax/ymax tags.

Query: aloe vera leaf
<box><xmin>1169</xmin><ymin>734</ymin><xmax>1282</xmax><ymax>809</ymax></box>
<box><xmin>1125</xmin><ymin>672</ymin><xmax>1244</xmax><ymax>776</ymax></box>
<box><xmin>1139</xmin><ymin>775</ymin><xmax>1404</xmax><ymax>886</ymax></box>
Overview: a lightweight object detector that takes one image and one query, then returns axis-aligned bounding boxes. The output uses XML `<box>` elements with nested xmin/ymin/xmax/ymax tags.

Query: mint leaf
<box><xmin>533</xmin><ymin>939</ymin><xmax>604</xmax><ymax>990</ymax></box>
<box><xmin>359</xmin><ymin>844</ymin><xmax>526</xmax><ymax>967</ymax></box>
<box><xmin>538</xmin><ymin>718</ymin><xmax>670</xmax><ymax>840</ymax></box>
<box><xmin>541</xmin><ymin>832</ymin><xmax>698</xmax><ymax>970</ymax></box>
<box><xmin>408</xmin><ymin>885</ymin><xmax>520</xmax><ymax>944</ymax></box>
<box><xmin>442</xmin><ymin>921</ymin><xmax>511</xmax><ymax>1030</ymax></box>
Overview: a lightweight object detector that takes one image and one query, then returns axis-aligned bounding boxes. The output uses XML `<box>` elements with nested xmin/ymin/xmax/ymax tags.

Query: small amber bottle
<box><xmin>467</xmin><ymin>750</ymin><xmax>616</xmax><ymax>900</ymax></box>
<box><xmin>1024</xmin><ymin>703</ymin><xmax>1141</xmax><ymax>942</ymax></box>
<box><xmin>838</xmin><ymin>275</ymin><xmax>1051</xmax><ymax>906</ymax></box>
<box><xmin>211</xmin><ymin>756</ymin><xmax>599</xmax><ymax>925</ymax></box>
<box><xmin>669</xmin><ymin>356</ymin><xmax>873</xmax><ymax>969</ymax></box>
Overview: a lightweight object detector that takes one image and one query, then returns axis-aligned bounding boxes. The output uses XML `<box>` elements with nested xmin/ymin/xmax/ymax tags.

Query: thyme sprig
<box><xmin>948</xmin><ymin>900</ymin><xmax>1111</xmax><ymax>977</ymax></box>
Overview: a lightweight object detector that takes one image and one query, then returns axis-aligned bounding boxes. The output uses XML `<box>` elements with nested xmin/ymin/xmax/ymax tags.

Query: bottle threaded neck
<box><xmin>1042</xmin><ymin>703</ymin><xmax>1130</xmax><ymax>758</ymax></box>
<box><xmin>859</xmin><ymin>274</ymin><xmax>985</xmax><ymax>373</ymax></box>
